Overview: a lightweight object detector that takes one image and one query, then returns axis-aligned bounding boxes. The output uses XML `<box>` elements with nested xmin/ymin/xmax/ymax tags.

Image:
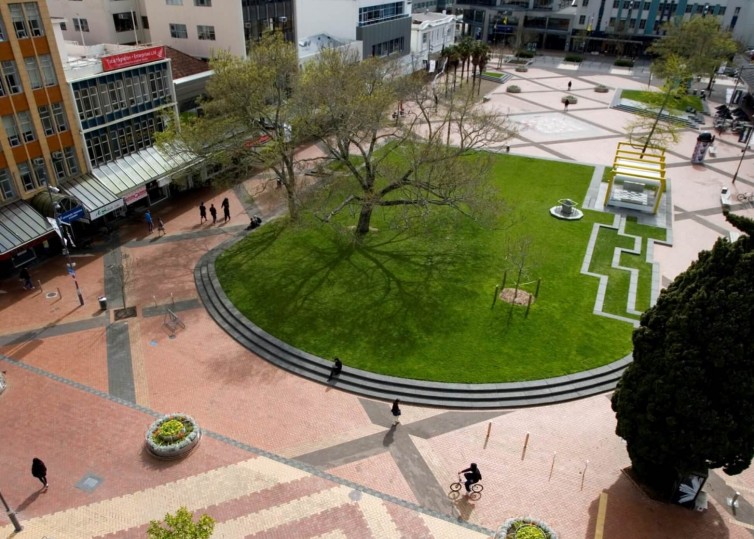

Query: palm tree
<box><xmin>444</xmin><ymin>45</ymin><xmax>460</xmax><ymax>96</ymax></box>
<box><xmin>456</xmin><ymin>37</ymin><xmax>473</xmax><ymax>84</ymax></box>
<box><xmin>475</xmin><ymin>43</ymin><xmax>491</xmax><ymax>95</ymax></box>
<box><xmin>470</xmin><ymin>41</ymin><xmax>491</xmax><ymax>93</ymax></box>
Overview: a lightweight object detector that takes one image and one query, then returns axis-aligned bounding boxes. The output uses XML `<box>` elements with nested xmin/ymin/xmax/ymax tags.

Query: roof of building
<box><xmin>165</xmin><ymin>46</ymin><xmax>211</xmax><ymax>80</ymax></box>
<box><xmin>411</xmin><ymin>12</ymin><xmax>453</xmax><ymax>23</ymax></box>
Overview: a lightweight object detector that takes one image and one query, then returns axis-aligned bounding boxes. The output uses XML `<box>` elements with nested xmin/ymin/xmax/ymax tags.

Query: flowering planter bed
<box><xmin>145</xmin><ymin>414</ymin><xmax>201</xmax><ymax>460</ymax></box>
<box><xmin>496</xmin><ymin>517</ymin><xmax>558</xmax><ymax>539</ymax></box>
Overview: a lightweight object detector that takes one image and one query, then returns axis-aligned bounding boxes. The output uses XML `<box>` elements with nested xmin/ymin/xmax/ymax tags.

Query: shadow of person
<box><xmin>382</xmin><ymin>424</ymin><xmax>397</xmax><ymax>447</ymax></box>
<box><xmin>454</xmin><ymin>494</ymin><xmax>477</xmax><ymax>521</ymax></box>
<box><xmin>15</xmin><ymin>489</ymin><xmax>42</xmax><ymax>512</ymax></box>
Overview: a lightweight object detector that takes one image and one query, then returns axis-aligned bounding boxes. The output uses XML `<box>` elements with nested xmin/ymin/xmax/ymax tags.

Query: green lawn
<box><xmin>483</xmin><ymin>71</ymin><xmax>504</xmax><ymax>78</ymax></box>
<box><xmin>216</xmin><ymin>155</ymin><xmax>657</xmax><ymax>383</ymax></box>
<box><xmin>621</xmin><ymin>89</ymin><xmax>704</xmax><ymax>113</ymax></box>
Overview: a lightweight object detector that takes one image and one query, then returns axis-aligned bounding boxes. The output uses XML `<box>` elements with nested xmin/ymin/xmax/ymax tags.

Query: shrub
<box><xmin>148</xmin><ymin>507</ymin><xmax>214</xmax><ymax>539</ymax></box>
<box><xmin>507</xmin><ymin>85</ymin><xmax>521</xmax><ymax>93</ymax></box>
<box><xmin>516</xmin><ymin>50</ymin><xmax>535</xmax><ymax>59</ymax></box>
<box><xmin>561</xmin><ymin>95</ymin><xmax>577</xmax><ymax>104</ymax></box>
<box><xmin>595</xmin><ymin>84</ymin><xmax>610</xmax><ymax>93</ymax></box>
<box><xmin>564</xmin><ymin>54</ymin><xmax>583</xmax><ymax>63</ymax></box>
<box><xmin>496</xmin><ymin>518</ymin><xmax>558</xmax><ymax>539</ymax></box>
<box><xmin>515</xmin><ymin>65</ymin><xmax>528</xmax><ymax>72</ymax></box>
<box><xmin>614</xmin><ymin>58</ymin><xmax>635</xmax><ymax>67</ymax></box>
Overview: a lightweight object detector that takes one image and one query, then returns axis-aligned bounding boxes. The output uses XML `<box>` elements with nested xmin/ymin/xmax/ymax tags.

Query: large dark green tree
<box><xmin>612</xmin><ymin>213</ymin><xmax>754</xmax><ymax>496</ymax></box>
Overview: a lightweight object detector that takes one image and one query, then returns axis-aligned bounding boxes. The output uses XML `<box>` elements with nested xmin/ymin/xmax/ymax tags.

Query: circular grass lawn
<box><xmin>216</xmin><ymin>156</ymin><xmax>635</xmax><ymax>384</ymax></box>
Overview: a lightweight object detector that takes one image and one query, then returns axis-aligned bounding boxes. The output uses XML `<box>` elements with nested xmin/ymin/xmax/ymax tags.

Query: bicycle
<box><xmin>448</xmin><ymin>474</ymin><xmax>484</xmax><ymax>501</ymax></box>
<box><xmin>736</xmin><ymin>192</ymin><xmax>754</xmax><ymax>202</ymax></box>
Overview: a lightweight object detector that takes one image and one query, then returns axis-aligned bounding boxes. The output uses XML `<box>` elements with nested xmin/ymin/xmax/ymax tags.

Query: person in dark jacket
<box><xmin>209</xmin><ymin>204</ymin><xmax>217</xmax><ymax>224</ymax></box>
<box><xmin>327</xmin><ymin>357</ymin><xmax>343</xmax><ymax>382</ymax></box>
<box><xmin>459</xmin><ymin>463</ymin><xmax>481</xmax><ymax>493</ymax></box>
<box><xmin>32</xmin><ymin>457</ymin><xmax>48</xmax><ymax>490</ymax></box>
<box><xmin>391</xmin><ymin>399</ymin><xmax>402</xmax><ymax>425</ymax></box>
<box><xmin>20</xmin><ymin>267</ymin><xmax>33</xmax><ymax>290</ymax></box>
<box><xmin>221</xmin><ymin>197</ymin><xmax>231</xmax><ymax>222</ymax></box>
<box><xmin>199</xmin><ymin>202</ymin><xmax>207</xmax><ymax>223</ymax></box>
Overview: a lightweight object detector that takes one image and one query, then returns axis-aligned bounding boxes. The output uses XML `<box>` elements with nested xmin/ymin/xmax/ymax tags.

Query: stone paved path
<box><xmin>1</xmin><ymin>61</ymin><xmax>754</xmax><ymax>538</ymax></box>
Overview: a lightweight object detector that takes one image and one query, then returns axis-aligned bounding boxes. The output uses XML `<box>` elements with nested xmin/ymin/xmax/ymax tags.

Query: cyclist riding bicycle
<box><xmin>458</xmin><ymin>463</ymin><xmax>482</xmax><ymax>493</ymax></box>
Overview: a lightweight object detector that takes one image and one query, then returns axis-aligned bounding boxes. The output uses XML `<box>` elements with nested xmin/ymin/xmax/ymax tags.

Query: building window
<box><xmin>18</xmin><ymin>110</ymin><xmax>35</xmax><ymax>142</ymax></box>
<box><xmin>166</xmin><ymin>0</ymin><xmax>182</xmax><ymax>5</ymax></box>
<box><xmin>0</xmin><ymin>61</ymin><xmax>20</xmax><ymax>94</ymax></box>
<box><xmin>371</xmin><ymin>37</ymin><xmax>404</xmax><ymax>57</ymax></box>
<box><xmin>25</xmin><ymin>57</ymin><xmax>42</xmax><ymax>89</ymax></box>
<box><xmin>59</xmin><ymin>21</ymin><xmax>67</xmax><ymax>31</ymax></box>
<box><xmin>644</xmin><ymin>1</ymin><xmax>650</xmax><ymax>8</ymax></box>
<box><xmin>197</xmin><ymin>25</ymin><xmax>215</xmax><ymax>40</ymax></box>
<box><xmin>52</xmin><ymin>103</ymin><xmax>67</xmax><ymax>132</ymax></box>
<box><xmin>2</xmin><ymin>115</ymin><xmax>20</xmax><ymax>146</ymax></box>
<box><xmin>8</xmin><ymin>4</ymin><xmax>28</xmax><ymax>38</ymax></box>
<box><xmin>685</xmin><ymin>4</ymin><xmax>691</xmax><ymax>13</ymax></box>
<box><xmin>612</xmin><ymin>0</ymin><xmax>619</xmax><ymax>8</ymax></box>
<box><xmin>38</xmin><ymin>105</ymin><xmax>54</xmax><ymax>135</ymax></box>
<box><xmin>141</xmin><ymin>16</ymin><xmax>149</xmax><ymax>29</ymax></box>
<box><xmin>579</xmin><ymin>15</ymin><xmax>586</xmax><ymax>24</ymax></box>
<box><xmin>194</xmin><ymin>0</ymin><xmax>211</xmax><ymax>5</ymax></box>
<box><xmin>64</xmin><ymin>147</ymin><xmax>79</xmax><ymax>175</ymax></box>
<box><xmin>8</xmin><ymin>2</ymin><xmax>43</xmax><ymax>38</ymax></box>
<box><xmin>73</xmin><ymin>18</ymin><xmax>89</xmax><ymax>32</ymax></box>
<box><xmin>359</xmin><ymin>2</ymin><xmax>404</xmax><ymax>26</ymax></box>
<box><xmin>32</xmin><ymin>158</ymin><xmax>48</xmax><ymax>186</ymax></box>
<box><xmin>52</xmin><ymin>151</ymin><xmax>66</xmax><ymax>179</ymax></box>
<box><xmin>639</xmin><ymin>18</ymin><xmax>646</xmax><ymax>28</ymax></box>
<box><xmin>0</xmin><ymin>169</ymin><xmax>15</xmax><ymax>200</ymax></box>
<box><xmin>24</xmin><ymin>2</ymin><xmax>43</xmax><ymax>36</ymax></box>
<box><xmin>169</xmin><ymin>23</ymin><xmax>187</xmax><ymax>38</ymax></box>
<box><xmin>18</xmin><ymin>162</ymin><xmax>38</xmax><ymax>191</ymax></box>
<box><xmin>38</xmin><ymin>54</ymin><xmax>56</xmax><ymax>86</ymax></box>
<box><xmin>0</xmin><ymin>16</ymin><xmax>7</xmax><ymax>41</ymax></box>
<box><xmin>719</xmin><ymin>6</ymin><xmax>726</xmax><ymax>15</ymax></box>
<box><xmin>113</xmin><ymin>12</ymin><xmax>136</xmax><ymax>32</ymax></box>
<box><xmin>582</xmin><ymin>0</ymin><xmax>588</xmax><ymax>5</ymax></box>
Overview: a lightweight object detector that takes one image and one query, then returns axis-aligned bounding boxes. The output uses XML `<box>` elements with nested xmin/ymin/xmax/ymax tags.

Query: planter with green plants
<box><xmin>515</xmin><ymin>65</ymin><xmax>528</xmax><ymax>72</ymax></box>
<box><xmin>614</xmin><ymin>58</ymin><xmax>634</xmax><ymax>67</ymax></box>
<box><xmin>561</xmin><ymin>95</ymin><xmax>577</xmax><ymax>104</ymax></box>
<box><xmin>507</xmin><ymin>85</ymin><xmax>522</xmax><ymax>93</ymax></box>
<box><xmin>595</xmin><ymin>84</ymin><xmax>610</xmax><ymax>93</ymax></box>
<box><xmin>564</xmin><ymin>54</ymin><xmax>583</xmax><ymax>63</ymax></box>
<box><xmin>496</xmin><ymin>518</ymin><xmax>558</xmax><ymax>539</ymax></box>
<box><xmin>146</xmin><ymin>414</ymin><xmax>201</xmax><ymax>459</ymax></box>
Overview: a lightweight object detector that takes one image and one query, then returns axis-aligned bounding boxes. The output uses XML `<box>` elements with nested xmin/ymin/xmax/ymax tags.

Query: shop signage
<box><xmin>59</xmin><ymin>205</ymin><xmax>85</xmax><ymax>224</ymax></box>
<box><xmin>123</xmin><ymin>186</ymin><xmax>148</xmax><ymax>205</ymax></box>
<box><xmin>101</xmin><ymin>46</ymin><xmax>166</xmax><ymax>72</ymax></box>
<box><xmin>89</xmin><ymin>199</ymin><xmax>125</xmax><ymax>220</ymax></box>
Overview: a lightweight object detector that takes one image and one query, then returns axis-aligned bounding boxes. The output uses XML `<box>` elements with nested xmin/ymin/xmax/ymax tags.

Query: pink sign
<box><xmin>101</xmin><ymin>46</ymin><xmax>166</xmax><ymax>72</ymax></box>
<box><xmin>123</xmin><ymin>186</ymin><xmax>147</xmax><ymax>205</ymax></box>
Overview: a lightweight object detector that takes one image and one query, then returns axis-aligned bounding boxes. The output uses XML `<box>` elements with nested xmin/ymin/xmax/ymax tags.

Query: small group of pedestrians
<box><xmin>199</xmin><ymin>198</ymin><xmax>231</xmax><ymax>225</ymax></box>
<box><xmin>144</xmin><ymin>209</ymin><xmax>166</xmax><ymax>236</ymax></box>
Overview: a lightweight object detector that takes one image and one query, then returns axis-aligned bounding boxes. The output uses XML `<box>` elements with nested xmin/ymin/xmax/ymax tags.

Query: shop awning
<box><xmin>0</xmin><ymin>201</ymin><xmax>53</xmax><ymax>260</ymax></box>
<box><xmin>60</xmin><ymin>173</ymin><xmax>125</xmax><ymax>221</ymax></box>
<box><xmin>92</xmin><ymin>145</ymin><xmax>199</xmax><ymax>197</ymax></box>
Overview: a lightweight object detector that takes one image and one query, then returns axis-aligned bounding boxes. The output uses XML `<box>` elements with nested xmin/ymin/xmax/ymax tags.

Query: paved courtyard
<box><xmin>1</xmin><ymin>57</ymin><xmax>754</xmax><ymax>538</ymax></box>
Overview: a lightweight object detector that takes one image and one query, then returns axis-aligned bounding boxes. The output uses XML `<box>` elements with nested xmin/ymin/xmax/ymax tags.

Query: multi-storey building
<box><xmin>0</xmin><ymin>0</ymin><xmax>88</xmax><ymax>270</ymax></box>
<box><xmin>447</xmin><ymin>0</ymin><xmax>754</xmax><ymax>55</ymax></box>
<box><xmin>47</xmin><ymin>0</ymin><xmax>150</xmax><ymax>47</ymax></box>
<box><xmin>297</xmin><ymin>0</ymin><xmax>412</xmax><ymax>59</ymax></box>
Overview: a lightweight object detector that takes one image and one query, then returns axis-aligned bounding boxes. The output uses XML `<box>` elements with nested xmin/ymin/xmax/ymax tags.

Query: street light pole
<box><xmin>46</xmin><ymin>182</ymin><xmax>85</xmax><ymax>306</ymax></box>
<box><xmin>732</xmin><ymin>125</ymin><xmax>753</xmax><ymax>184</ymax></box>
<box><xmin>0</xmin><ymin>488</ymin><xmax>23</xmax><ymax>532</ymax></box>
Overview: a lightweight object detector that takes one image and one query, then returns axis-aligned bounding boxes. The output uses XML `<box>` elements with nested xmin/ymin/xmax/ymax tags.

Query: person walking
<box><xmin>31</xmin><ymin>457</ymin><xmax>48</xmax><ymax>491</ymax></box>
<box><xmin>391</xmin><ymin>399</ymin><xmax>402</xmax><ymax>426</ymax></box>
<box><xmin>221</xmin><ymin>197</ymin><xmax>231</xmax><ymax>222</ymax></box>
<box><xmin>327</xmin><ymin>357</ymin><xmax>343</xmax><ymax>382</ymax></box>
<box><xmin>199</xmin><ymin>202</ymin><xmax>207</xmax><ymax>224</ymax></box>
<box><xmin>19</xmin><ymin>266</ymin><xmax>34</xmax><ymax>290</ymax></box>
<box><xmin>209</xmin><ymin>204</ymin><xmax>217</xmax><ymax>224</ymax></box>
<box><xmin>567</xmin><ymin>80</ymin><xmax>572</xmax><ymax>91</ymax></box>
<box><xmin>564</xmin><ymin>100</ymin><xmax>569</xmax><ymax>112</ymax></box>
<box><xmin>145</xmin><ymin>209</ymin><xmax>154</xmax><ymax>233</ymax></box>
<box><xmin>157</xmin><ymin>217</ymin><xmax>166</xmax><ymax>236</ymax></box>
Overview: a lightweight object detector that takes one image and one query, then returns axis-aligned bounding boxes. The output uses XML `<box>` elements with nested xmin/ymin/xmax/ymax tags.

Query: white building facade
<box><xmin>47</xmin><ymin>0</ymin><xmax>150</xmax><ymax>47</ymax></box>
<box><xmin>410</xmin><ymin>11</ymin><xmax>457</xmax><ymax>58</ymax></box>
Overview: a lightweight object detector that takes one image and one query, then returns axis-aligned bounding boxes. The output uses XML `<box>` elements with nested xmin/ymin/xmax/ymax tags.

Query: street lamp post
<box><xmin>732</xmin><ymin>124</ymin><xmax>753</xmax><ymax>184</ymax></box>
<box><xmin>46</xmin><ymin>182</ymin><xmax>85</xmax><ymax>306</ymax></box>
<box><xmin>0</xmin><ymin>488</ymin><xmax>23</xmax><ymax>532</ymax></box>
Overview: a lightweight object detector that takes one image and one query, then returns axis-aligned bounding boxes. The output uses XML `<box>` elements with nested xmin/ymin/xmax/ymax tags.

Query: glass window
<box><xmin>52</xmin><ymin>102</ymin><xmax>67</xmax><ymax>132</ymax></box>
<box><xmin>1</xmin><ymin>61</ymin><xmax>20</xmax><ymax>94</ymax></box>
<box><xmin>169</xmin><ymin>23</ymin><xmax>187</xmax><ymax>38</ymax></box>
<box><xmin>2</xmin><ymin>115</ymin><xmax>20</xmax><ymax>146</ymax></box>
<box><xmin>194</xmin><ymin>0</ymin><xmax>211</xmax><ymax>5</ymax></box>
<box><xmin>24</xmin><ymin>2</ymin><xmax>43</xmax><ymax>36</ymax></box>
<box><xmin>579</xmin><ymin>15</ymin><xmax>586</xmax><ymax>24</ymax></box>
<box><xmin>32</xmin><ymin>159</ymin><xmax>48</xmax><ymax>185</ymax></box>
<box><xmin>18</xmin><ymin>162</ymin><xmax>37</xmax><ymax>191</ymax></box>
<box><xmin>64</xmin><ymin>147</ymin><xmax>79</xmax><ymax>175</ymax></box>
<box><xmin>141</xmin><ymin>16</ymin><xmax>149</xmax><ymax>29</ymax></box>
<box><xmin>0</xmin><ymin>16</ymin><xmax>7</xmax><ymax>41</ymax></box>
<box><xmin>59</xmin><ymin>21</ymin><xmax>66</xmax><ymax>31</ymax></box>
<box><xmin>0</xmin><ymin>168</ymin><xmax>15</xmax><ymax>200</ymax></box>
<box><xmin>38</xmin><ymin>105</ymin><xmax>54</xmax><ymax>135</ymax></box>
<box><xmin>9</xmin><ymin>4</ymin><xmax>28</xmax><ymax>38</ymax></box>
<box><xmin>359</xmin><ymin>2</ymin><xmax>404</xmax><ymax>26</ymax></box>
<box><xmin>38</xmin><ymin>54</ymin><xmax>56</xmax><ymax>86</ymax></box>
<box><xmin>25</xmin><ymin>57</ymin><xmax>41</xmax><ymax>89</ymax></box>
<box><xmin>73</xmin><ymin>18</ymin><xmax>89</xmax><ymax>32</ymax></box>
<box><xmin>582</xmin><ymin>0</ymin><xmax>588</xmax><ymax>5</ymax></box>
<box><xmin>113</xmin><ymin>12</ymin><xmax>136</xmax><ymax>32</ymax></box>
<box><xmin>166</xmin><ymin>0</ymin><xmax>182</xmax><ymax>4</ymax></box>
<box><xmin>52</xmin><ymin>151</ymin><xmax>66</xmax><ymax>179</ymax></box>
<box><xmin>197</xmin><ymin>25</ymin><xmax>215</xmax><ymax>40</ymax></box>
<box><xmin>18</xmin><ymin>110</ymin><xmax>35</xmax><ymax>142</ymax></box>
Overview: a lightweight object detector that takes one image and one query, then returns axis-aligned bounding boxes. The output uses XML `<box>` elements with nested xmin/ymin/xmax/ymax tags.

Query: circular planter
<box><xmin>595</xmin><ymin>85</ymin><xmax>610</xmax><ymax>93</ymax></box>
<box><xmin>145</xmin><ymin>414</ymin><xmax>201</xmax><ymax>460</ymax></box>
<box><xmin>515</xmin><ymin>66</ymin><xmax>528</xmax><ymax>72</ymax></box>
<box><xmin>561</xmin><ymin>96</ymin><xmax>577</xmax><ymax>104</ymax></box>
<box><xmin>496</xmin><ymin>518</ymin><xmax>558</xmax><ymax>539</ymax></box>
<box><xmin>507</xmin><ymin>85</ymin><xmax>521</xmax><ymax>93</ymax></box>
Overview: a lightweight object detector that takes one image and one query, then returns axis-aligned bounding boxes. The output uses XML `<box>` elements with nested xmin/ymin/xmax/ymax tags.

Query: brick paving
<box><xmin>1</xmin><ymin>59</ymin><xmax>754</xmax><ymax>538</ymax></box>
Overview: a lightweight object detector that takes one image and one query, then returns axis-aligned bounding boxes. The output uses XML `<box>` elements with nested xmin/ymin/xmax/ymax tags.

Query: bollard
<box><xmin>37</xmin><ymin>279</ymin><xmax>43</xmax><ymax>291</ymax></box>
<box><xmin>491</xmin><ymin>285</ymin><xmax>499</xmax><ymax>309</ymax></box>
<box><xmin>521</xmin><ymin>432</ymin><xmax>530</xmax><ymax>460</ymax></box>
<box><xmin>580</xmin><ymin>460</ymin><xmax>589</xmax><ymax>491</ymax></box>
<box><xmin>153</xmin><ymin>295</ymin><xmax>158</xmax><ymax>308</ymax></box>
<box><xmin>728</xmin><ymin>491</ymin><xmax>741</xmax><ymax>508</ymax></box>
<box><xmin>486</xmin><ymin>422</ymin><xmax>492</xmax><ymax>440</ymax></box>
<box><xmin>548</xmin><ymin>452</ymin><xmax>556</xmax><ymax>481</ymax></box>
<box><xmin>57</xmin><ymin>287</ymin><xmax>62</xmax><ymax>300</ymax></box>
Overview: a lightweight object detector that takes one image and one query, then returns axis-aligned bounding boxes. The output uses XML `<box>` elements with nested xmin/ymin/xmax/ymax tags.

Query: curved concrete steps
<box><xmin>195</xmin><ymin>239</ymin><xmax>631</xmax><ymax>409</ymax></box>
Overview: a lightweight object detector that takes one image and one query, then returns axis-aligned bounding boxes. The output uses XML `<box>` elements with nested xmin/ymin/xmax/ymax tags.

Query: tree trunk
<box><xmin>283</xmin><ymin>158</ymin><xmax>298</xmax><ymax>221</ymax></box>
<box><xmin>355</xmin><ymin>203</ymin><xmax>374</xmax><ymax>236</ymax></box>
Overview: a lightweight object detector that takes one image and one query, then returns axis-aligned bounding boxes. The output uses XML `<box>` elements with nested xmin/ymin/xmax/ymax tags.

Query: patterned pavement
<box><xmin>1</xmin><ymin>58</ymin><xmax>754</xmax><ymax>538</ymax></box>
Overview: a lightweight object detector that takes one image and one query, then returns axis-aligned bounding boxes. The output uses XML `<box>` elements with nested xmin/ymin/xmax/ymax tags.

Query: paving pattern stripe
<box><xmin>0</xmin><ymin>315</ymin><xmax>109</xmax><ymax>346</ymax></box>
<box><xmin>419</xmin><ymin>512</ymin><xmax>491</xmax><ymax>538</ymax></box>
<box><xmin>0</xmin><ymin>356</ymin><xmax>495</xmax><ymax>537</ymax></box>
<box><xmin>210</xmin><ymin>485</ymin><xmax>354</xmax><ymax>537</ymax></box>
<box><xmin>105</xmin><ymin>322</ymin><xmax>135</xmax><ymax>402</ymax></box>
<box><xmin>242</xmin><ymin>501</ymin><xmax>373</xmax><ymax>539</ymax></box>
<box><xmin>124</xmin><ymin>225</ymin><xmax>246</xmax><ymax>248</ymax></box>
<box><xmin>127</xmin><ymin>317</ymin><xmax>149</xmax><ymax>407</ymax></box>
<box><xmin>594</xmin><ymin>491</ymin><xmax>608</xmax><ymax>539</ymax></box>
<box><xmin>1</xmin><ymin>457</ymin><xmax>308</xmax><ymax>537</ymax></box>
<box><xmin>358</xmin><ymin>495</ymin><xmax>402</xmax><ymax>538</ymax></box>
<box><xmin>312</xmin><ymin>531</ymin><xmax>348</xmax><ymax>539</ymax></box>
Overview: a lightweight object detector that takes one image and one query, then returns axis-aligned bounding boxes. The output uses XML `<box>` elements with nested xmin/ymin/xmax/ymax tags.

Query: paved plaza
<box><xmin>2</xmin><ymin>57</ymin><xmax>754</xmax><ymax>538</ymax></box>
